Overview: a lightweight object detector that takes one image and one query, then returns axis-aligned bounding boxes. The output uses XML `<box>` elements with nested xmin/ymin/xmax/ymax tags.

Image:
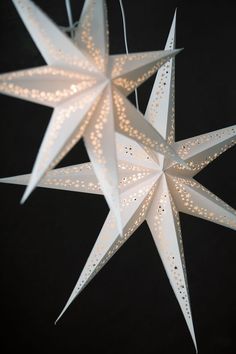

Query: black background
<box><xmin>0</xmin><ymin>1</ymin><xmax>236</xmax><ymax>353</ymax></box>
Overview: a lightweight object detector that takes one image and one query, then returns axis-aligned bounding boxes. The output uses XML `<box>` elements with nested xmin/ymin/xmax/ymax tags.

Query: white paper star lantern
<box><xmin>2</xmin><ymin>12</ymin><xmax>236</xmax><ymax>351</ymax></box>
<box><xmin>0</xmin><ymin>0</ymin><xmax>186</xmax><ymax>234</ymax></box>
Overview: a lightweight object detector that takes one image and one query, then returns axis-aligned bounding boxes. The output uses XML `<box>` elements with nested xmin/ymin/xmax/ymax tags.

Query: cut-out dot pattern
<box><xmin>172</xmin><ymin>126</ymin><xmax>236</xmax><ymax>174</ymax></box>
<box><xmin>49</xmin><ymin>99</ymin><xmax>99</xmax><ymax>171</ymax></box>
<box><xmin>42</xmin><ymin>163</ymin><xmax>100</xmax><ymax>192</ymax></box>
<box><xmin>147</xmin><ymin>57</ymin><xmax>175</xmax><ymax>145</ymax></box>
<box><xmin>15</xmin><ymin>0</ymin><xmax>97</xmax><ymax>72</ymax></box>
<box><xmin>72</xmin><ymin>184</ymin><xmax>157</xmax><ymax>296</ymax></box>
<box><xmin>113</xmin><ymin>89</ymin><xmax>178</xmax><ymax>161</ymax></box>
<box><xmin>171</xmin><ymin>176</ymin><xmax>236</xmax><ymax>229</ymax></box>
<box><xmin>0</xmin><ymin>67</ymin><xmax>96</xmax><ymax>105</ymax></box>
<box><xmin>116</xmin><ymin>140</ymin><xmax>157</xmax><ymax>167</ymax></box>
<box><xmin>38</xmin><ymin>93</ymin><xmax>100</xmax><ymax>172</ymax></box>
<box><xmin>152</xmin><ymin>190</ymin><xmax>191</xmax><ymax>320</ymax></box>
<box><xmin>112</xmin><ymin>53</ymin><xmax>173</xmax><ymax>94</ymax></box>
<box><xmin>78</xmin><ymin>1</ymin><xmax>107</xmax><ymax>72</ymax></box>
<box><xmin>88</xmin><ymin>92</ymin><xmax>110</xmax><ymax>165</ymax></box>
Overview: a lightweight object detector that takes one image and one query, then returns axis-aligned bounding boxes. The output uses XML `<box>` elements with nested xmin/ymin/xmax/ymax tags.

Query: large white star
<box><xmin>0</xmin><ymin>0</ymin><xmax>185</xmax><ymax>234</ymax></box>
<box><xmin>2</xmin><ymin>12</ymin><xmax>236</xmax><ymax>350</ymax></box>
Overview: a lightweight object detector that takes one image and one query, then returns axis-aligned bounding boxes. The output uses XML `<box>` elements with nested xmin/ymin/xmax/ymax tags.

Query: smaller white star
<box><xmin>0</xmin><ymin>0</ymin><xmax>184</xmax><ymax>234</ymax></box>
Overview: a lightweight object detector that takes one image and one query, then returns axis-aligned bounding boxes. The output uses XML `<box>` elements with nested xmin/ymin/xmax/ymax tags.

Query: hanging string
<box><xmin>118</xmin><ymin>0</ymin><xmax>139</xmax><ymax>110</ymax></box>
<box><xmin>60</xmin><ymin>0</ymin><xmax>79</xmax><ymax>34</ymax></box>
<box><xmin>65</xmin><ymin>0</ymin><xmax>74</xmax><ymax>38</ymax></box>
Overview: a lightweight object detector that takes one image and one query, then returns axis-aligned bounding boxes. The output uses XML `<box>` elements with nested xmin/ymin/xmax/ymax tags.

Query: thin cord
<box><xmin>118</xmin><ymin>0</ymin><xmax>139</xmax><ymax>110</ymax></box>
<box><xmin>118</xmin><ymin>0</ymin><xmax>129</xmax><ymax>53</ymax></box>
<box><xmin>65</xmin><ymin>0</ymin><xmax>74</xmax><ymax>38</ymax></box>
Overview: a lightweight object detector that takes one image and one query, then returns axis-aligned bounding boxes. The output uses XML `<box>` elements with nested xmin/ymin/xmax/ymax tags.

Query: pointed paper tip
<box><xmin>167</xmin><ymin>48</ymin><xmax>183</xmax><ymax>60</ymax></box>
<box><xmin>194</xmin><ymin>339</ymin><xmax>198</xmax><ymax>354</ymax></box>
<box><xmin>0</xmin><ymin>173</ymin><xmax>30</xmax><ymax>186</ymax></box>
<box><xmin>54</xmin><ymin>300</ymin><xmax>72</xmax><ymax>324</ymax></box>
<box><xmin>54</xmin><ymin>317</ymin><xmax>60</xmax><ymax>325</ymax></box>
<box><xmin>189</xmin><ymin>324</ymin><xmax>198</xmax><ymax>354</ymax></box>
<box><xmin>0</xmin><ymin>177</ymin><xmax>11</xmax><ymax>184</ymax></box>
<box><xmin>20</xmin><ymin>185</ymin><xmax>33</xmax><ymax>204</ymax></box>
<box><xmin>54</xmin><ymin>310</ymin><xmax>65</xmax><ymax>325</ymax></box>
<box><xmin>171</xmin><ymin>8</ymin><xmax>177</xmax><ymax>26</ymax></box>
<box><xmin>20</xmin><ymin>196</ymin><xmax>27</xmax><ymax>205</ymax></box>
<box><xmin>175</xmin><ymin>47</ymin><xmax>184</xmax><ymax>54</ymax></box>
